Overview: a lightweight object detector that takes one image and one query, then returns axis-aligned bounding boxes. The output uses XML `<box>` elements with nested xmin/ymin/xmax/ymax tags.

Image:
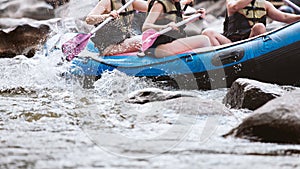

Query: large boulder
<box><xmin>0</xmin><ymin>18</ymin><xmax>51</xmax><ymax>58</ymax></box>
<box><xmin>0</xmin><ymin>0</ymin><xmax>55</xmax><ymax>20</ymax></box>
<box><xmin>224</xmin><ymin>90</ymin><xmax>300</xmax><ymax>144</ymax></box>
<box><xmin>223</xmin><ymin>78</ymin><xmax>288</xmax><ymax>110</ymax></box>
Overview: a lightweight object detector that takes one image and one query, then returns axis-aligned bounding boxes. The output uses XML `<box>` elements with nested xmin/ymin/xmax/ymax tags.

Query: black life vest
<box><xmin>223</xmin><ymin>0</ymin><xmax>267</xmax><ymax>41</ymax></box>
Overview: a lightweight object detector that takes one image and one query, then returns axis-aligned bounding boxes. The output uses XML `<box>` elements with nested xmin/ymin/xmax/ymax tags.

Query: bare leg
<box><xmin>202</xmin><ymin>29</ymin><xmax>231</xmax><ymax>46</ymax></box>
<box><xmin>249</xmin><ymin>23</ymin><xmax>266</xmax><ymax>38</ymax></box>
<box><xmin>154</xmin><ymin>35</ymin><xmax>211</xmax><ymax>58</ymax></box>
<box><xmin>103</xmin><ymin>35</ymin><xmax>142</xmax><ymax>55</ymax></box>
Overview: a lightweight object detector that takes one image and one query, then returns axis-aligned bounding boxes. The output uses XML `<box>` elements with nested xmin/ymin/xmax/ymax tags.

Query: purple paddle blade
<box><xmin>141</xmin><ymin>29</ymin><xmax>161</xmax><ymax>52</ymax></box>
<box><xmin>62</xmin><ymin>33</ymin><xmax>92</xmax><ymax>61</ymax></box>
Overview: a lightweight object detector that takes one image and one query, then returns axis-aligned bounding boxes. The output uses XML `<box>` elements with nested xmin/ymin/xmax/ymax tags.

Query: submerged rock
<box><xmin>223</xmin><ymin>78</ymin><xmax>286</xmax><ymax>110</ymax></box>
<box><xmin>124</xmin><ymin>88</ymin><xmax>231</xmax><ymax>126</ymax></box>
<box><xmin>224</xmin><ymin>90</ymin><xmax>300</xmax><ymax>144</ymax></box>
<box><xmin>126</xmin><ymin>88</ymin><xmax>196</xmax><ymax>104</ymax></box>
<box><xmin>125</xmin><ymin>88</ymin><xmax>231</xmax><ymax>125</ymax></box>
<box><xmin>0</xmin><ymin>18</ymin><xmax>51</xmax><ymax>58</ymax></box>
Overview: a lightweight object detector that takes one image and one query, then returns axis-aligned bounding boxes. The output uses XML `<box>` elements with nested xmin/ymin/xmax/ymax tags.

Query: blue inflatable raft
<box><xmin>49</xmin><ymin>20</ymin><xmax>300</xmax><ymax>89</ymax></box>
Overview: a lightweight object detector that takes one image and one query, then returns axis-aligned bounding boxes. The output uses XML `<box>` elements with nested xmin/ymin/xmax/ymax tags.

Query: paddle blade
<box><xmin>62</xmin><ymin>33</ymin><xmax>92</xmax><ymax>61</ymax></box>
<box><xmin>141</xmin><ymin>29</ymin><xmax>160</xmax><ymax>52</ymax></box>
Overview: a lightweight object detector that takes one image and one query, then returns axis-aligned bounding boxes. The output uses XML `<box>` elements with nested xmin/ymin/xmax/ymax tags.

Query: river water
<box><xmin>1</xmin><ymin>48</ymin><xmax>300</xmax><ymax>169</ymax></box>
<box><xmin>1</xmin><ymin>0</ymin><xmax>300</xmax><ymax>168</ymax></box>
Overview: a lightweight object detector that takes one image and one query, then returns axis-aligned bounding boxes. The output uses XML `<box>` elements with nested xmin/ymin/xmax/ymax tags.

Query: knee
<box><xmin>200</xmin><ymin>35</ymin><xmax>211</xmax><ymax>47</ymax></box>
<box><xmin>202</xmin><ymin>29</ymin><xmax>215</xmax><ymax>37</ymax></box>
<box><xmin>252</xmin><ymin>23</ymin><xmax>266</xmax><ymax>33</ymax></box>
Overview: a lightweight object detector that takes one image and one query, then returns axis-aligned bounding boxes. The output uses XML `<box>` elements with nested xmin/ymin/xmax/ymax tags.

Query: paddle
<box><xmin>141</xmin><ymin>13</ymin><xmax>202</xmax><ymax>52</ymax></box>
<box><xmin>62</xmin><ymin>0</ymin><xmax>136</xmax><ymax>61</ymax></box>
<box><xmin>282</xmin><ymin>0</ymin><xmax>300</xmax><ymax>13</ymax></box>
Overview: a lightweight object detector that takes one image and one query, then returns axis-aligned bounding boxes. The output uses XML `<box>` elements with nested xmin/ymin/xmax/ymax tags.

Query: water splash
<box><xmin>93</xmin><ymin>70</ymin><xmax>163</xmax><ymax>100</ymax></box>
<box><xmin>0</xmin><ymin>57</ymin><xmax>52</xmax><ymax>89</ymax></box>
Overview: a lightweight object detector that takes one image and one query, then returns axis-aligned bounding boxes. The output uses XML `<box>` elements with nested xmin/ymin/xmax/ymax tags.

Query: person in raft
<box><xmin>85</xmin><ymin>0</ymin><xmax>147</xmax><ymax>55</ymax></box>
<box><xmin>201</xmin><ymin>0</ymin><xmax>300</xmax><ymax>46</ymax></box>
<box><xmin>141</xmin><ymin>0</ymin><xmax>211</xmax><ymax>58</ymax></box>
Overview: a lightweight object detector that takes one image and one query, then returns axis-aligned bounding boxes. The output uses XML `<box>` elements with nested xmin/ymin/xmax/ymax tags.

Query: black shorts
<box><xmin>144</xmin><ymin>30</ymin><xmax>188</xmax><ymax>56</ymax></box>
<box><xmin>224</xmin><ymin>31</ymin><xmax>251</xmax><ymax>42</ymax></box>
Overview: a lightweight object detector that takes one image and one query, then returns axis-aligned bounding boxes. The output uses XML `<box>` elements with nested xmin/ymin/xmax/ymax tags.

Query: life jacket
<box><xmin>223</xmin><ymin>0</ymin><xmax>267</xmax><ymax>42</ymax></box>
<box><xmin>148</xmin><ymin>0</ymin><xmax>183</xmax><ymax>25</ymax></box>
<box><xmin>98</xmin><ymin>0</ymin><xmax>135</xmax><ymax>33</ymax></box>
<box><xmin>110</xmin><ymin>0</ymin><xmax>135</xmax><ymax>21</ymax></box>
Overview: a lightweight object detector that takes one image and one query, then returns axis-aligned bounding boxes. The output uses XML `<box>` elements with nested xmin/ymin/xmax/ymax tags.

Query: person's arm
<box><xmin>142</xmin><ymin>2</ymin><xmax>169</xmax><ymax>31</ymax></box>
<box><xmin>183</xmin><ymin>8</ymin><xmax>206</xmax><ymax>20</ymax></box>
<box><xmin>181</xmin><ymin>0</ymin><xmax>193</xmax><ymax>5</ymax></box>
<box><xmin>227</xmin><ymin>0</ymin><xmax>253</xmax><ymax>15</ymax></box>
<box><xmin>265</xmin><ymin>1</ymin><xmax>300</xmax><ymax>24</ymax></box>
<box><xmin>85</xmin><ymin>0</ymin><xmax>113</xmax><ymax>25</ymax></box>
<box><xmin>132</xmin><ymin>0</ymin><xmax>148</xmax><ymax>12</ymax></box>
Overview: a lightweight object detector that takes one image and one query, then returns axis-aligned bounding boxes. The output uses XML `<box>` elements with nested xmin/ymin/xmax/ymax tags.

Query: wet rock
<box><xmin>0</xmin><ymin>18</ymin><xmax>50</xmax><ymax>58</ymax></box>
<box><xmin>0</xmin><ymin>0</ymin><xmax>55</xmax><ymax>20</ymax></box>
<box><xmin>0</xmin><ymin>86</ymin><xmax>36</xmax><ymax>95</ymax></box>
<box><xmin>54</xmin><ymin>0</ymin><xmax>98</xmax><ymax>19</ymax></box>
<box><xmin>188</xmin><ymin>0</ymin><xmax>227</xmax><ymax>34</ymax></box>
<box><xmin>223</xmin><ymin>78</ymin><xmax>286</xmax><ymax>110</ymax></box>
<box><xmin>224</xmin><ymin>90</ymin><xmax>300</xmax><ymax>144</ymax></box>
<box><xmin>126</xmin><ymin>88</ymin><xmax>196</xmax><ymax>104</ymax></box>
<box><xmin>195</xmin><ymin>0</ymin><xmax>226</xmax><ymax>17</ymax></box>
<box><xmin>125</xmin><ymin>88</ymin><xmax>231</xmax><ymax>119</ymax></box>
<box><xmin>45</xmin><ymin>0</ymin><xmax>70</xmax><ymax>9</ymax></box>
<box><xmin>123</xmin><ymin>92</ymin><xmax>231</xmax><ymax>126</ymax></box>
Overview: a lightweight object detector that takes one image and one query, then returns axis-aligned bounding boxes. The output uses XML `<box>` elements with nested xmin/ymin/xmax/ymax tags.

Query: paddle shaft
<box><xmin>155</xmin><ymin>13</ymin><xmax>202</xmax><ymax>35</ymax></box>
<box><xmin>282</xmin><ymin>0</ymin><xmax>300</xmax><ymax>13</ymax></box>
<box><xmin>90</xmin><ymin>0</ymin><xmax>135</xmax><ymax>34</ymax></box>
<box><xmin>141</xmin><ymin>13</ymin><xmax>202</xmax><ymax>52</ymax></box>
